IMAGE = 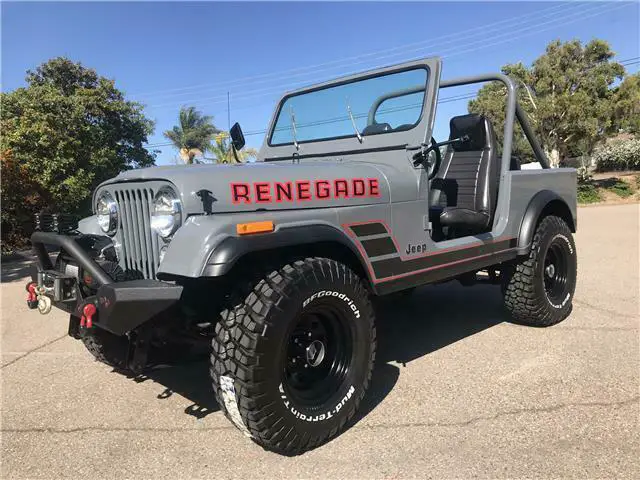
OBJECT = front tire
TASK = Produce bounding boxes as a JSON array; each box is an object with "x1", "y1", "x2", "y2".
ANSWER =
[
  {"x1": 210, "y1": 258, "x2": 376, "y2": 455},
  {"x1": 503, "y1": 215, "x2": 577, "y2": 326},
  {"x1": 80, "y1": 324, "x2": 129, "y2": 369}
]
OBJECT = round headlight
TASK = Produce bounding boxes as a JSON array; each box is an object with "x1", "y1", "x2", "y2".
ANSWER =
[
  {"x1": 151, "y1": 187, "x2": 182, "y2": 238},
  {"x1": 96, "y1": 192, "x2": 118, "y2": 236}
]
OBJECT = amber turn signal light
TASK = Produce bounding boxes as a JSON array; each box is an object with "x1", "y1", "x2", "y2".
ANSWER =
[{"x1": 236, "y1": 220, "x2": 274, "y2": 235}]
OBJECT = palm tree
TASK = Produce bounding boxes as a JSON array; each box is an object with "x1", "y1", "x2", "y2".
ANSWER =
[
  {"x1": 208, "y1": 132, "x2": 258, "y2": 164},
  {"x1": 163, "y1": 106, "x2": 220, "y2": 164}
]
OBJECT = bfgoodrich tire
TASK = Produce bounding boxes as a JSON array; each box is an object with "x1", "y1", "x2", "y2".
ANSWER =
[
  {"x1": 503, "y1": 215, "x2": 577, "y2": 326},
  {"x1": 210, "y1": 258, "x2": 376, "y2": 455}
]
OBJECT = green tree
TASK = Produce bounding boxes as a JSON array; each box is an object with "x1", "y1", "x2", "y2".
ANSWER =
[
  {"x1": 611, "y1": 73, "x2": 640, "y2": 134},
  {"x1": 0, "y1": 57, "x2": 155, "y2": 249},
  {"x1": 468, "y1": 39, "x2": 626, "y2": 166},
  {"x1": 208, "y1": 132, "x2": 258, "y2": 164},
  {"x1": 163, "y1": 106, "x2": 220, "y2": 164},
  {"x1": 1, "y1": 150, "x2": 51, "y2": 250}
]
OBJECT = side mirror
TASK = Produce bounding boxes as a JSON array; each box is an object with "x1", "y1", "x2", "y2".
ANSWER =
[{"x1": 230, "y1": 122, "x2": 245, "y2": 151}]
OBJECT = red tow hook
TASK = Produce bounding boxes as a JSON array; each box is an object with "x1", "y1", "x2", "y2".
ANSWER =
[
  {"x1": 26, "y1": 282, "x2": 38, "y2": 309},
  {"x1": 80, "y1": 303, "x2": 97, "y2": 329}
]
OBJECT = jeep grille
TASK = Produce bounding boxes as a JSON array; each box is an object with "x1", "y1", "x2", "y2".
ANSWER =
[{"x1": 111, "y1": 185, "x2": 161, "y2": 279}]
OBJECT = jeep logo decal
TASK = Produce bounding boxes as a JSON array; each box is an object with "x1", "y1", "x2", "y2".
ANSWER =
[
  {"x1": 405, "y1": 243, "x2": 428, "y2": 255},
  {"x1": 230, "y1": 178, "x2": 380, "y2": 204}
]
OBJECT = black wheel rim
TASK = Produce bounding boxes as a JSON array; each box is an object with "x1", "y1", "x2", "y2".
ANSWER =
[
  {"x1": 543, "y1": 238, "x2": 570, "y2": 305},
  {"x1": 283, "y1": 302, "x2": 353, "y2": 407}
]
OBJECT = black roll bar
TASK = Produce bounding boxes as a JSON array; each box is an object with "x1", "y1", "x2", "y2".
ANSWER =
[
  {"x1": 440, "y1": 73, "x2": 550, "y2": 170},
  {"x1": 515, "y1": 102, "x2": 550, "y2": 169}
]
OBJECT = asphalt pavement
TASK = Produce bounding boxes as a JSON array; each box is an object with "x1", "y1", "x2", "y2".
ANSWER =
[{"x1": 1, "y1": 203, "x2": 638, "y2": 479}]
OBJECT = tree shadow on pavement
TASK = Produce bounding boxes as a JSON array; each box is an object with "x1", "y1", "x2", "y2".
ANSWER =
[
  {"x1": 2, "y1": 250, "x2": 58, "y2": 283},
  {"x1": 124, "y1": 280, "x2": 507, "y2": 424},
  {"x1": 1, "y1": 260, "x2": 35, "y2": 283}
]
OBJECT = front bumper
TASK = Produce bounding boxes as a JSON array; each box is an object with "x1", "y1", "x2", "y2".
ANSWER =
[{"x1": 29, "y1": 232, "x2": 183, "y2": 335}]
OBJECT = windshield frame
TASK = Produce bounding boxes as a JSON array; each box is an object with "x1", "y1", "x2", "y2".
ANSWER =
[
  {"x1": 259, "y1": 57, "x2": 442, "y2": 161},
  {"x1": 267, "y1": 66, "x2": 429, "y2": 148}
]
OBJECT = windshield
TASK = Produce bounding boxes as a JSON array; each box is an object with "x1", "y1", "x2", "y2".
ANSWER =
[{"x1": 269, "y1": 68, "x2": 428, "y2": 146}]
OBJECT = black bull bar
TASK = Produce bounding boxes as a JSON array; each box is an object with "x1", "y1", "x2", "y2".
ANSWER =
[{"x1": 30, "y1": 232, "x2": 183, "y2": 335}]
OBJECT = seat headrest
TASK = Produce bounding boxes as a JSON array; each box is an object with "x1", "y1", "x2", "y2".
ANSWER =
[
  {"x1": 449, "y1": 114, "x2": 492, "y2": 152},
  {"x1": 362, "y1": 122, "x2": 392, "y2": 136}
]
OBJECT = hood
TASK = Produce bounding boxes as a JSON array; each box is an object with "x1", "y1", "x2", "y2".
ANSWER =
[{"x1": 99, "y1": 161, "x2": 390, "y2": 214}]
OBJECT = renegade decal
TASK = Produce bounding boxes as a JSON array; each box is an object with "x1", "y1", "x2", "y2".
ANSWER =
[
  {"x1": 275, "y1": 182, "x2": 293, "y2": 202},
  {"x1": 254, "y1": 182, "x2": 271, "y2": 203},
  {"x1": 230, "y1": 178, "x2": 380, "y2": 204},
  {"x1": 230, "y1": 183, "x2": 251, "y2": 204}
]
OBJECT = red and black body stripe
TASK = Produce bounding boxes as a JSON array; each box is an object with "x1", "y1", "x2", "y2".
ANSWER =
[
  {"x1": 343, "y1": 221, "x2": 518, "y2": 294},
  {"x1": 360, "y1": 236, "x2": 397, "y2": 258},
  {"x1": 371, "y1": 238, "x2": 516, "y2": 279},
  {"x1": 349, "y1": 222, "x2": 388, "y2": 237}
]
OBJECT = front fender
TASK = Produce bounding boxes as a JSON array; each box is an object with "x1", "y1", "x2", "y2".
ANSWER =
[
  {"x1": 157, "y1": 210, "x2": 372, "y2": 286},
  {"x1": 202, "y1": 223, "x2": 370, "y2": 278}
]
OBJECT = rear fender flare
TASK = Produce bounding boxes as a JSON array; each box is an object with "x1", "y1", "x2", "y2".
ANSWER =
[{"x1": 517, "y1": 190, "x2": 576, "y2": 255}]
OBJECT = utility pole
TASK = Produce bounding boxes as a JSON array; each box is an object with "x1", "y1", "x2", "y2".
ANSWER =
[{"x1": 227, "y1": 92, "x2": 231, "y2": 131}]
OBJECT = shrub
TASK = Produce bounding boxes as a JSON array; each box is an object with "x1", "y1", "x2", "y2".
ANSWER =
[
  {"x1": 607, "y1": 179, "x2": 633, "y2": 198},
  {"x1": 577, "y1": 183, "x2": 601, "y2": 204},
  {"x1": 593, "y1": 138, "x2": 640, "y2": 172}
]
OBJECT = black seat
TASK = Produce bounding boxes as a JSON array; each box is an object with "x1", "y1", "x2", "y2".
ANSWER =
[
  {"x1": 361, "y1": 122, "x2": 392, "y2": 135},
  {"x1": 429, "y1": 114, "x2": 500, "y2": 234}
]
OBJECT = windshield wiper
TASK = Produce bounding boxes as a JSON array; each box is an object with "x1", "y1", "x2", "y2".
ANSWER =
[
  {"x1": 289, "y1": 106, "x2": 300, "y2": 150},
  {"x1": 346, "y1": 100, "x2": 363, "y2": 143}
]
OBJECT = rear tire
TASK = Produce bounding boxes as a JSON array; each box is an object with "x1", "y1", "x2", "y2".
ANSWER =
[
  {"x1": 503, "y1": 215, "x2": 577, "y2": 326},
  {"x1": 210, "y1": 258, "x2": 376, "y2": 455}
]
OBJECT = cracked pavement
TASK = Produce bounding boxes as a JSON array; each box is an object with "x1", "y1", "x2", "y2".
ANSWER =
[{"x1": 2, "y1": 204, "x2": 639, "y2": 479}]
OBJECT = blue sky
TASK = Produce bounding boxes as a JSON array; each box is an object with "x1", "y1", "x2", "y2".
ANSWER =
[{"x1": 2, "y1": 1, "x2": 639, "y2": 165}]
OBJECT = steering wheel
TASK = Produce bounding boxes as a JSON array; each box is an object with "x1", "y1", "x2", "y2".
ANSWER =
[{"x1": 425, "y1": 137, "x2": 442, "y2": 180}]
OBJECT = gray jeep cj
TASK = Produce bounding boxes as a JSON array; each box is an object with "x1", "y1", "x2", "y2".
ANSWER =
[{"x1": 27, "y1": 57, "x2": 577, "y2": 455}]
